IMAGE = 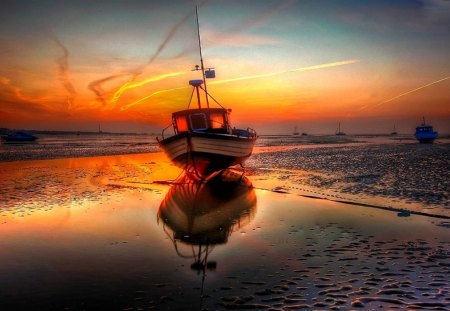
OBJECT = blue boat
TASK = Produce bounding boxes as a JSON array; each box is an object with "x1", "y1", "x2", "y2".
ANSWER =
[
  {"x1": 2, "y1": 131, "x2": 38, "y2": 142},
  {"x1": 415, "y1": 117, "x2": 438, "y2": 143}
]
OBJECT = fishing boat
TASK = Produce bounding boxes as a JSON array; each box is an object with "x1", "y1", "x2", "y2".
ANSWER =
[
  {"x1": 293, "y1": 126, "x2": 299, "y2": 135},
  {"x1": 335, "y1": 123, "x2": 346, "y2": 136},
  {"x1": 2, "y1": 131, "x2": 38, "y2": 142},
  {"x1": 415, "y1": 117, "x2": 438, "y2": 143},
  {"x1": 157, "y1": 7, "x2": 257, "y2": 178}
]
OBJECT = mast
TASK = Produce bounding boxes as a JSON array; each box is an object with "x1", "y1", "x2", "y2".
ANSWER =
[{"x1": 195, "y1": 5, "x2": 209, "y2": 108}]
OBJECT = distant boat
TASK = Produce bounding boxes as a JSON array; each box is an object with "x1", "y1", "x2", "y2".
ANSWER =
[
  {"x1": 293, "y1": 126, "x2": 299, "y2": 135},
  {"x1": 391, "y1": 125, "x2": 397, "y2": 136},
  {"x1": 301, "y1": 132, "x2": 308, "y2": 136},
  {"x1": 415, "y1": 117, "x2": 438, "y2": 143},
  {"x1": 157, "y1": 7, "x2": 257, "y2": 178},
  {"x1": 335, "y1": 123, "x2": 346, "y2": 136},
  {"x1": 2, "y1": 131, "x2": 38, "y2": 142}
]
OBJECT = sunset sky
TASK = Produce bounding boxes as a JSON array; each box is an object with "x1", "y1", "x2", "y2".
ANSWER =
[{"x1": 1, "y1": 0, "x2": 449, "y2": 134}]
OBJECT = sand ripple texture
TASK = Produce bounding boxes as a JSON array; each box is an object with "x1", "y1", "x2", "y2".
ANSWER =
[
  {"x1": 210, "y1": 224, "x2": 450, "y2": 310},
  {"x1": 248, "y1": 141, "x2": 449, "y2": 216}
]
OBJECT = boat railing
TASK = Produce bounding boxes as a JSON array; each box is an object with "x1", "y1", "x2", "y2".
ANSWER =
[
  {"x1": 160, "y1": 123, "x2": 175, "y2": 141},
  {"x1": 231, "y1": 127, "x2": 257, "y2": 139}
]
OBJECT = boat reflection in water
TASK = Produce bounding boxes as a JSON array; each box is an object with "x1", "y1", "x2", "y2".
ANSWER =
[{"x1": 158, "y1": 169, "x2": 256, "y2": 276}]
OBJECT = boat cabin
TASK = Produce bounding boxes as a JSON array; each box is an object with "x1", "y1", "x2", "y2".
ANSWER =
[
  {"x1": 172, "y1": 108, "x2": 231, "y2": 135},
  {"x1": 416, "y1": 125, "x2": 434, "y2": 133}
]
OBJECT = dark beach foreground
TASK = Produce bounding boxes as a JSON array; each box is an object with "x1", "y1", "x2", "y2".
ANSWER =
[{"x1": 0, "y1": 151, "x2": 449, "y2": 310}]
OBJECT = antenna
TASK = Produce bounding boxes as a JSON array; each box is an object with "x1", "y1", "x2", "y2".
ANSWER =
[{"x1": 195, "y1": 5, "x2": 209, "y2": 108}]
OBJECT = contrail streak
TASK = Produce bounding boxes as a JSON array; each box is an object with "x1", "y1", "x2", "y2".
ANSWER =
[
  {"x1": 111, "y1": 71, "x2": 186, "y2": 105},
  {"x1": 49, "y1": 34, "x2": 76, "y2": 110},
  {"x1": 210, "y1": 60, "x2": 360, "y2": 85},
  {"x1": 228, "y1": 0, "x2": 295, "y2": 33},
  {"x1": 121, "y1": 60, "x2": 360, "y2": 111},
  {"x1": 372, "y1": 76, "x2": 450, "y2": 109},
  {"x1": 112, "y1": 1, "x2": 208, "y2": 105},
  {"x1": 120, "y1": 86, "x2": 187, "y2": 111}
]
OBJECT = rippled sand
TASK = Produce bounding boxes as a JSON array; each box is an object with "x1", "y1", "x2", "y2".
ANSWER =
[
  {"x1": 0, "y1": 152, "x2": 448, "y2": 310},
  {"x1": 248, "y1": 137, "x2": 450, "y2": 217}
]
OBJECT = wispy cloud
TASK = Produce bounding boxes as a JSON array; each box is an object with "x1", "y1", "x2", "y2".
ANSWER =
[
  {"x1": 204, "y1": 30, "x2": 280, "y2": 47},
  {"x1": 49, "y1": 34, "x2": 76, "y2": 110},
  {"x1": 88, "y1": 73, "x2": 128, "y2": 106}
]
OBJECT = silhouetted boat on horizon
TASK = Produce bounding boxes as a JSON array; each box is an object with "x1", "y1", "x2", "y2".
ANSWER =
[
  {"x1": 415, "y1": 117, "x2": 438, "y2": 143},
  {"x1": 335, "y1": 123, "x2": 346, "y2": 136},
  {"x1": 157, "y1": 7, "x2": 257, "y2": 178},
  {"x1": 391, "y1": 124, "x2": 397, "y2": 136}
]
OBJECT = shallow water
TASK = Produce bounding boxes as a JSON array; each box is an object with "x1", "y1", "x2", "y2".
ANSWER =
[{"x1": 0, "y1": 153, "x2": 449, "y2": 310}]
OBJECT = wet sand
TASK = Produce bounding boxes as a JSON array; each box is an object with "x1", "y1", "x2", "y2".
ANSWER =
[
  {"x1": 247, "y1": 137, "x2": 450, "y2": 217},
  {"x1": 0, "y1": 152, "x2": 448, "y2": 310}
]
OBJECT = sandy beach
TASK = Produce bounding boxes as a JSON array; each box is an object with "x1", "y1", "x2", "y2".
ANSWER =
[{"x1": 0, "y1": 139, "x2": 449, "y2": 310}]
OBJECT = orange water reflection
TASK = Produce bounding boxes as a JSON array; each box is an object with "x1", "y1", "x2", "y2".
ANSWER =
[{"x1": 0, "y1": 153, "x2": 182, "y2": 237}]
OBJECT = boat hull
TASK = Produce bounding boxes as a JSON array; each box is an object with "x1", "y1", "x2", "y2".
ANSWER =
[
  {"x1": 159, "y1": 131, "x2": 256, "y2": 176},
  {"x1": 2, "y1": 137, "x2": 37, "y2": 142},
  {"x1": 2, "y1": 135, "x2": 37, "y2": 142},
  {"x1": 415, "y1": 132, "x2": 438, "y2": 143}
]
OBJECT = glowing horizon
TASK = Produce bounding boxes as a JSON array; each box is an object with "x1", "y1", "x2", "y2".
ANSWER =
[{"x1": 0, "y1": 0, "x2": 449, "y2": 134}]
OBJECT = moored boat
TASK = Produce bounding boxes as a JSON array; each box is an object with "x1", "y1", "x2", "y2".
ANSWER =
[
  {"x1": 157, "y1": 7, "x2": 257, "y2": 177},
  {"x1": 157, "y1": 80, "x2": 257, "y2": 177},
  {"x1": 2, "y1": 131, "x2": 38, "y2": 142},
  {"x1": 415, "y1": 117, "x2": 438, "y2": 143}
]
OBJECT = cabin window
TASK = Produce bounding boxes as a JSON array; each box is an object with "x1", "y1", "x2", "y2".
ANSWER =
[
  {"x1": 189, "y1": 113, "x2": 208, "y2": 130},
  {"x1": 210, "y1": 113, "x2": 225, "y2": 129},
  {"x1": 175, "y1": 116, "x2": 188, "y2": 132}
]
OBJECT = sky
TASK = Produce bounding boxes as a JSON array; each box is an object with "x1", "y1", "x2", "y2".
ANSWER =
[{"x1": 0, "y1": 0, "x2": 449, "y2": 134}]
